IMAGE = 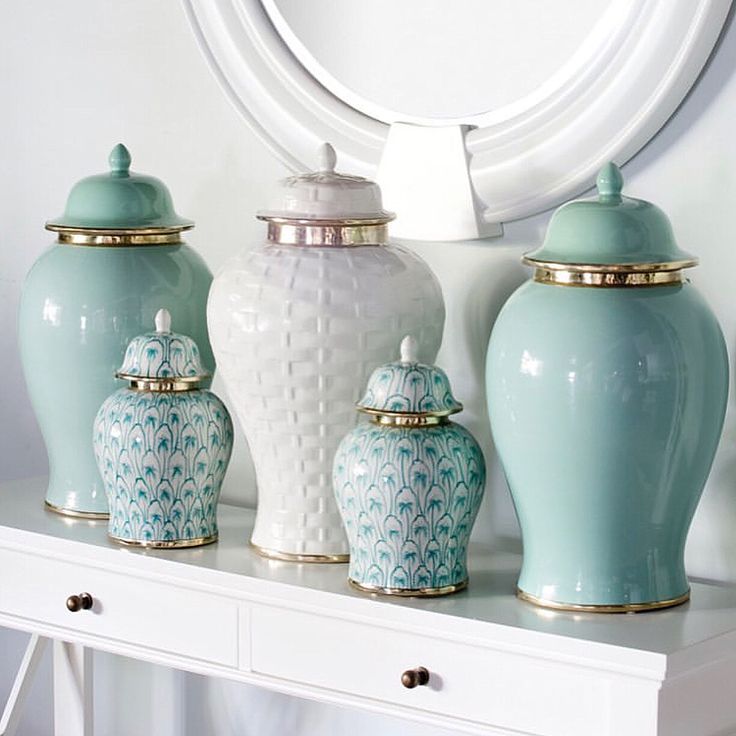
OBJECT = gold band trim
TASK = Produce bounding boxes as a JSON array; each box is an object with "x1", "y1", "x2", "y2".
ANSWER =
[
  {"x1": 524, "y1": 257, "x2": 698, "y2": 273},
  {"x1": 533, "y1": 267, "x2": 684, "y2": 288},
  {"x1": 47, "y1": 225, "x2": 192, "y2": 247},
  {"x1": 349, "y1": 578, "x2": 468, "y2": 597},
  {"x1": 109, "y1": 532, "x2": 218, "y2": 548},
  {"x1": 261, "y1": 219, "x2": 388, "y2": 247},
  {"x1": 45, "y1": 500, "x2": 109, "y2": 520},
  {"x1": 516, "y1": 587, "x2": 690, "y2": 613},
  {"x1": 359, "y1": 406, "x2": 461, "y2": 424},
  {"x1": 250, "y1": 541, "x2": 349, "y2": 563},
  {"x1": 122, "y1": 376, "x2": 205, "y2": 392},
  {"x1": 370, "y1": 414, "x2": 448, "y2": 427}
]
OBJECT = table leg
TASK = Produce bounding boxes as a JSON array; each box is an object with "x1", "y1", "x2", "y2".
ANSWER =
[
  {"x1": 0, "y1": 634, "x2": 49, "y2": 736},
  {"x1": 53, "y1": 641, "x2": 93, "y2": 736}
]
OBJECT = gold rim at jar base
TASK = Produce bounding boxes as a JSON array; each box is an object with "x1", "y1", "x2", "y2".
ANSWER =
[
  {"x1": 44, "y1": 500, "x2": 109, "y2": 520},
  {"x1": 349, "y1": 578, "x2": 468, "y2": 597},
  {"x1": 109, "y1": 532, "x2": 218, "y2": 549},
  {"x1": 516, "y1": 587, "x2": 691, "y2": 613},
  {"x1": 250, "y1": 541, "x2": 350, "y2": 563}
]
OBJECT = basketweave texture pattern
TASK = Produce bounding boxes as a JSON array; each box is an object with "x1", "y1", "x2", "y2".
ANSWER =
[{"x1": 207, "y1": 242, "x2": 444, "y2": 557}]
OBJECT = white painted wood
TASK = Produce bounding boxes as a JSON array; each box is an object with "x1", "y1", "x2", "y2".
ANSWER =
[
  {"x1": 0, "y1": 477, "x2": 735, "y2": 735},
  {"x1": 53, "y1": 642, "x2": 92, "y2": 736},
  {"x1": 183, "y1": 0, "x2": 731, "y2": 234},
  {"x1": 377, "y1": 124, "x2": 503, "y2": 241},
  {"x1": 0, "y1": 549, "x2": 238, "y2": 667},
  {"x1": 0, "y1": 634, "x2": 48, "y2": 736}
]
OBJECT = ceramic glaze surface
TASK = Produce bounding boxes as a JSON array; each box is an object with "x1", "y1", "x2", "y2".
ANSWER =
[
  {"x1": 358, "y1": 358, "x2": 461, "y2": 415},
  {"x1": 334, "y1": 421, "x2": 485, "y2": 591},
  {"x1": 487, "y1": 281, "x2": 728, "y2": 607},
  {"x1": 19, "y1": 244, "x2": 214, "y2": 515},
  {"x1": 93, "y1": 388, "x2": 232, "y2": 544},
  {"x1": 207, "y1": 242, "x2": 444, "y2": 558},
  {"x1": 119, "y1": 320, "x2": 206, "y2": 379}
]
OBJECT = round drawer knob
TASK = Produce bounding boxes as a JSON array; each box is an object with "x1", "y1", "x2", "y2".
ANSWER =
[
  {"x1": 66, "y1": 593, "x2": 93, "y2": 612},
  {"x1": 401, "y1": 666, "x2": 430, "y2": 689}
]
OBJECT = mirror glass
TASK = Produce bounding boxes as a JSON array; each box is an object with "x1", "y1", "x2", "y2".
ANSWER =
[{"x1": 264, "y1": 0, "x2": 619, "y2": 124}]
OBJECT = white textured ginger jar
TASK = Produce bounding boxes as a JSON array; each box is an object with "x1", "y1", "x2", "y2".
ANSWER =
[{"x1": 207, "y1": 144, "x2": 445, "y2": 561}]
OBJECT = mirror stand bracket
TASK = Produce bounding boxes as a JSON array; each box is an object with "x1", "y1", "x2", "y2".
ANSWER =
[{"x1": 377, "y1": 123, "x2": 502, "y2": 242}]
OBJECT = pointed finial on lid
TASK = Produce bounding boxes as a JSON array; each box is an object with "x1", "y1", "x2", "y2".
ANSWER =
[
  {"x1": 318, "y1": 142, "x2": 337, "y2": 173},
  {"x1": 596, "y1": 162, "x2": 623, "y2": 201},
  {"x1": 154, "y1": 308, "x2": 172, "y2": 334},
  {"x1": 400, "y1": 335, "x2": 419, "y2": 364},
  {"x1": 109, "y1": 143, "x2": 132, "y2": 177}
]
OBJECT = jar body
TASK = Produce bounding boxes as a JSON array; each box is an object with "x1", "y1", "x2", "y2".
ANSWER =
[
  {"x1": 93, "y1": 387, "x2": 233, "y2": 546},
  {"x1": 19, "y1": 242, "x2": 214, "y2": 516},
  {"x1": 207, "y1": 241, "x2": 445, "y2": 559},
  {"x1": 486, "y1": 280, "x2": 728, "y2": 609},
  {"x1": 333, "y1": 421, "x2": 485, "y2": 593}
]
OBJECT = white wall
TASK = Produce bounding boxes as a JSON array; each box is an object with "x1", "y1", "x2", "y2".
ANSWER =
[{"x1": 2, "y1": 1, "x2": 736, "y2": 734}]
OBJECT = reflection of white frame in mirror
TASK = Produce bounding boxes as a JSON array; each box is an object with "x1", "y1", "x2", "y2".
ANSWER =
[{"x1": 184, "y1": 0, "x2": 731, "y2": 239}]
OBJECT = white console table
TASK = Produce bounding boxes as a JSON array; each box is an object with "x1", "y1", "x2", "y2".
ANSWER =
[{"x1": 1, "y1": 476, "x2": 736, "y2": 736}]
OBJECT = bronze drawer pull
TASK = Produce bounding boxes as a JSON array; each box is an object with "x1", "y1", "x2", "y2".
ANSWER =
[
  {"x1": 401, "y1": 666, "x2": 429, "y2": 689},
  {"x1": 66, "y1": 593, "x2": 93, "y2": 612}
]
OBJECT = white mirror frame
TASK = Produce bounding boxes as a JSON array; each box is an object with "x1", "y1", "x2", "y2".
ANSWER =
[{"x1": 184, "y1": 0, "x2": 731, "y2": 239}]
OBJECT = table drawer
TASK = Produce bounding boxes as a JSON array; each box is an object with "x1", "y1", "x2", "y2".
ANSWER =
[
  {"x1": 0, "y1": 548, "x2": 238, "y2": 666},
  {"x1": 251, "y1": 606, "x2": 613, "y2": 736}
]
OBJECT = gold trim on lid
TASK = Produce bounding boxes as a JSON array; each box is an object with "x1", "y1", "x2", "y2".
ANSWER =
[
  {"x1": 121, "y1": 375, "x2": 206, "y2": 393},
  {"x1": 533, "y1": 267, "x2": 685, "y2": 288},
  {"x1": 260, "y1": 219, "x2": 389, "y2": 247},
  {"x1": 516, "y1": 587, "x2": 690, "y2": 612},
  {"x1": 525, "y1": 255, "x2": 697, "y2": 288},
  {"x1": 47, "y1": 225, "x2": 192, "y2": 247}
]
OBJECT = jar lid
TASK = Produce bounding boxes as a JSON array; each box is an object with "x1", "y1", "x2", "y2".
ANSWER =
[
  {"x1": 257, "y1": 143, "x2": 394, "y2": 223},
  {"x1": 46, "y1": 144, "x2": 193, "y2": 232},
  {"x1": 117, "y1": 309, "x2": 208, "y2": 389},
  {"x1": 358, "y1": 336, "x2": 462, "y2": 418},
  {"x1": 524, "y1": 163, "x2": 697, "y2": 271}
]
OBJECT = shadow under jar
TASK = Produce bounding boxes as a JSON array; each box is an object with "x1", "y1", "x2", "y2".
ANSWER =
[{"x1": 486, "y1": 163, "x2": 728, "y2": 612}]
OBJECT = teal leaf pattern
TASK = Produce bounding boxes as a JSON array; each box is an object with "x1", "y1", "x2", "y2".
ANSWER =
[
  {"x1": 334, "y1": 423, "x2": 485, "y2": 590},
  {"x1": 359, "y1": 361, "x2": 462, "y2": 414},
  {"x1": 93, "y1": 388, "x2": 233, "y2": 543}
]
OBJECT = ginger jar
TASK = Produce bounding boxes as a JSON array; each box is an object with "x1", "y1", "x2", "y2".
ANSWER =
[
  {"x1": 334, "y1": 336, "x2": 485, "y2": 596},
  {"x1": 19, "y1": 145, "x2": 214, "y2": 518},
  {"x1": 93, "y1": 309, "x2": 232, "y2": 547},
  {"x1": 486, "y1": 163, "x2": 728, "y2": 612},
  {"x1": 207, "y1": 144, "x2": 445, "y2": 562}
]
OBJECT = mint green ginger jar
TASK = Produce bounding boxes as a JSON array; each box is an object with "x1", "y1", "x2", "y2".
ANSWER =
[
  {"x1": 19, "y1": 145, "x2": 214, "y2": 518},
  {"x1": 334, "y1": 336, "x2": 486, "y2": 596},
  {"x1": 486, "y1": 163, "x2": 728, "y2": 612}
]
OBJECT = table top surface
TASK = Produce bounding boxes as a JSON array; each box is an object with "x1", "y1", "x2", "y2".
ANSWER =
[{"x1": 2, "y1": 476, "x2": 735, "y2": 673}]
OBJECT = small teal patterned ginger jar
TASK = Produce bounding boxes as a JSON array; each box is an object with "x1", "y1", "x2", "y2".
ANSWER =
[
  {"x1": 334, "y1": 336, "x2": 486, "y2": 596},
  {"x1": 486, "y1": 163, "x2": 729, "y2": 612},
  {"x1": 19, "y1": 144, "x2": 213, "y2": 518},
  {"x1": 93, "y1": 309, "x2": 233, "y2": 547}
]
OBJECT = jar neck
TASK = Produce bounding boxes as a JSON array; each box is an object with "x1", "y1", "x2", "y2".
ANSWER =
[{"x1": 262, "y1": 218, "x2": 389, "y2": 247}]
